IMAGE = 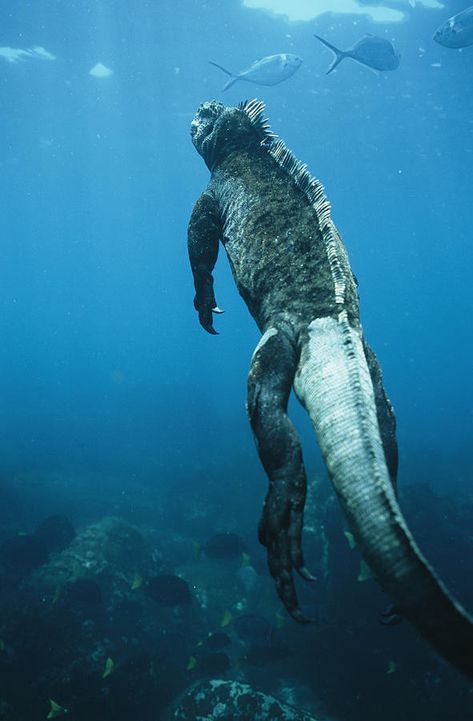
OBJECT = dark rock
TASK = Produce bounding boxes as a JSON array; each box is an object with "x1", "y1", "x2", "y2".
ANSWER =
[
  {"x1": 0, "y1": 534, "x2": 49, "y2": 571},
  {"x1": 33, "y1": 515, "x2": 75, "y2": 554},
  {"x1": 170, "y1": 680, "x2": 320, "y2": 720},
  {"x1": 64, "y1": 578, "x2": 102, "y2": 606}
]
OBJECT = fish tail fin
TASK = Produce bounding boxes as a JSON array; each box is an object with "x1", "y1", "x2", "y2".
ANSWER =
[
  {"x1": 313, "y1": 34, "x2": 346, "y2": 75},
  {"x1": 209, "y1": 61, "x2": 238, "y2": 91},
  {"x1": 221, "y1": 77, "x2": 238, "y2": 92},
  {"x1": 326, "y1": 55, "x2": 345, "y2": 75}
]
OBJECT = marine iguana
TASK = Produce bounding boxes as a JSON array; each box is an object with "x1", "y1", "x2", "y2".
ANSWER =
[{"x1": 187, "y1": 98, "x2": 473, "y2": 679}]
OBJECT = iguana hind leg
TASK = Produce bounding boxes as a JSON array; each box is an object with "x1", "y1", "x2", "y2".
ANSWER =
[
  {"x1": 247, "y1": 325, "x2": 314, "y2": 621},
  {"x1": 363, "y1": 340, "x2": 399, "y2": 490}
]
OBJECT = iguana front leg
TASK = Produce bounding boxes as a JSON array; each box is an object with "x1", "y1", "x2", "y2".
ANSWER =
[{"x1": 188, "y1": 193, "x2": 223, "y2": 335}]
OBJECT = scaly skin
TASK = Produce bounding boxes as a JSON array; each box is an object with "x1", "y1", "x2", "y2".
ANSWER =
[{"x1": 187, "y1": 99, "x2": 473, "y2": 679}]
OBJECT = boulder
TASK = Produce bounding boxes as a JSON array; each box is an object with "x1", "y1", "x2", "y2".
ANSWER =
[{"x1": 170, "y1": 679, "x2": 320, "y2": 721}]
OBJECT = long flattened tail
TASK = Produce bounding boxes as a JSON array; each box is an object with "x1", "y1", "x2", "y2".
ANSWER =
[
  {"x1": 294, "y1": 311, "x2": 473, "y2": 680},
  {"x1": 208, "y1": 61, "x2": 239, "y2": 91},
  {"x1": 314, "y1": 34, "x2": 348, "y2": 74}
]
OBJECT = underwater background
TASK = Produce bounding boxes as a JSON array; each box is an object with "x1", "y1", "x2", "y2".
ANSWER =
[{"x1": 0, "y1": 1, "x2": 472, "y2": 720}]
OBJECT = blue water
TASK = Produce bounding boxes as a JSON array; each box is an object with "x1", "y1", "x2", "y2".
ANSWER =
[{"x1": 0, "y1": 1, "x2": 472, "y2": 717}]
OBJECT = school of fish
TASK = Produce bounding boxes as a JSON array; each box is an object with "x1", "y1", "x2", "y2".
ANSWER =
[{"x1": 209, "y1": 5, "x2": 473, "y2": 89}]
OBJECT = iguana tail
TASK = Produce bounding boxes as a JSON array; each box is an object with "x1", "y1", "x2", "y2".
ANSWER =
[{"x1": 294, "y1": 312, "x2": 473, "y2": 680}]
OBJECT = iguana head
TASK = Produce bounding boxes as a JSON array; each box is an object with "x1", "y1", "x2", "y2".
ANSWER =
[{"x1": 191, "y1": 100, "x2": 267, "y2": 170}]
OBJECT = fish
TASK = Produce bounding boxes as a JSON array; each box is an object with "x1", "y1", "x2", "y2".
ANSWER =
[
  {"x1": 244, "y1": 642, "x2": 291, "y2": 667},
  {"x1": 209, "y1": 53, "x2": 302, "y2": 91},
  {"x1": 131, "y1": 572, "x2": 142, "y2": 590},
  {"x1": 274, "y1": 609, "x2": 287, "y2": 629},
  {"x1": 236, "y1": 564, "x2": 259, "y2": 593},
  {"x1": 195, "y1": 651, "x2": 231, "y2": 675},
  {"x1": 220, "y1": 609, "x2": 233, "y2": 627},
  {"x1": 205, "y1": 631, "x2": 232, "y2": 651},
  {"x1": 191, "y1": 539, "x2": 201, "y2": 559},
  {"x1": 146, "y1": 574, "x2": 192, "y2": 605},
  {"x1": 0, "y1": 515, "x2": 74, "y2": 573},
  {"x1": 241, "y1": 551, "x2": 252, "y2": 566},
  {"x1": 380, "y1": 604, "x2": 403, "y2": 626},
  {"x1": 233, "y1": 613, "x2": 275, "y2": 647},
  {"x1": 186, "y1": 655, "x2": 197, "y2": 671},
  {"x1": 203, "y1": 532, "x2": 247, "y2": 561},
  {"x1": 47, "y1": 700, "x2": 68, "y2": 719},
  {"x1": 343, "y1": 529, "x2": 357, "y2": 550},
  {"x1": 102, "y1": 656, "x2": 114, "y2": 679},
  {"x1": 33, "y1": 515, "x2": 75, "y2": 554},
  {"x1": 314, "y1": 34, "x2": 400, "y2": 74},
  {"x1": 357, "y1": 560, "x2": 373, "y2": 582},
  {"x1": 434, "y1": 6, "x2": 473, "y2": 49},
  {"x1": 156, "y1": 630, "x2": 190, "y2": 666}
]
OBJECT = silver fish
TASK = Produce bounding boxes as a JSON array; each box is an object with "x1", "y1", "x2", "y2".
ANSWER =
[
  {"x1": 209, "y1": 53, "x2": 302, "y2": 92},
  {"x1": 434, "y1": 6, "x2": 473, "y2": 49},
  {"x1": 314, "y1": 33, "x2": 400, "y2": 74}
]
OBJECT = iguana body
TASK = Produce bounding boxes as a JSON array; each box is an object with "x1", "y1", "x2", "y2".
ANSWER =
[{"x1": 188, "y1": 99, "x2": 473, "y2": 679}]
